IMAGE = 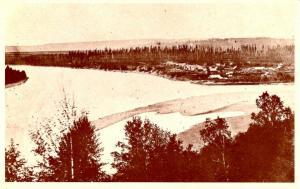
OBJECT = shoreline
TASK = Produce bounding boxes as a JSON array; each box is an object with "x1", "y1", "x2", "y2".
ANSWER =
[
  {"x1": 92, "y1": 93, "x2": 261, "y2": 131},
  {"x1": 5, "y1": 78, "x2": 28, "y2": 88},
  {"x1": 7, "y1": 64, "x2": 294, "y2": 86}
]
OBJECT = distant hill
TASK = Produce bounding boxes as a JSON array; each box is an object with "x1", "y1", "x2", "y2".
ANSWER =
[
  {"x1": 5, "y1": 37, "x2": 293, "y2": 52},
  {"x1": 5, "y1": 39, "x2": 178, "y2": 52}
]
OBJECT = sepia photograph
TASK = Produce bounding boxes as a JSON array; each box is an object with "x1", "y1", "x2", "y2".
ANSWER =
[{"x1": 2, "y1": 0, "x2": 299, "y2": 187}]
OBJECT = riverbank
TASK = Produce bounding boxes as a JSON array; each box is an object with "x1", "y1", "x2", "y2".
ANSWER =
[
  {"x1": 120, "y1": 69, "x2": 294, "y2": 86},
  {"x1": 5, "y1": 65, "x2": 29, "y2": 88},
  {"x1": 5, "y1": 78, "x2": 28, "y2": 88},
  {"x1": 193, "y1": 80, "x2": 293, "y2": 85},
  {"x1": 7, "y1": 64, "x2": 294, "y2": 86},
  {"x1": 92, "y1": 90, "x2": 268, "y2": 131}
]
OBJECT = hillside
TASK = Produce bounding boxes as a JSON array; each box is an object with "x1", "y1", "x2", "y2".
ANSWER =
[{"x1": 5, "y1": 37, "x2": 293, "y2": 52}]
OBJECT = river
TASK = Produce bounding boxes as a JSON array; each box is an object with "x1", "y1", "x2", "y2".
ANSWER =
[{"x1": 5, "y1": 65, "x2": 294, "y2": 173}]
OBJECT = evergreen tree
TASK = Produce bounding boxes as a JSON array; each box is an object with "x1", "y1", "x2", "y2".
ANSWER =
[
  {"x1": 30, "y1": 93, "x2": 79, "y2": 181},
  {"x1": 50, "y1": 115, "x2": 107, "y2": 181},
  {"x1": 30, "y1": 95, "x2": 107, "y2": 181},
  {"x1": 5, "y1": 139, "x2": 33, "y2": 182}
]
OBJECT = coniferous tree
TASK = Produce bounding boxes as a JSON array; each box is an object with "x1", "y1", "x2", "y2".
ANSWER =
[
  {"x1": 49, "y1": 115, "x2": 107, "y2": 182},
  {"x1": 5, "y1": 139, "x2": 33, "y2": 182},
  {"x1": 30, "y1": 93, "x2": 79, "y2": 181},
  {"x1": 30, "y1": 94, "x2": 108, "y2": 181}
]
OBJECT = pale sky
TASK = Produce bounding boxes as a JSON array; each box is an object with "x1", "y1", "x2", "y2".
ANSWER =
[{"x1": 4, "y1": 2, "x2": 298, "y2": 46}]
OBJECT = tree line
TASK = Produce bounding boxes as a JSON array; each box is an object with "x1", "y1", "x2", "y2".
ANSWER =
[
  {"x1": 6, "y1": 44, "x2": 294, "y2": 70},
  {"x1": 5, "y1": 92, "x2": 294, "y2": 182},
  {"x1": 5, "y1": 66, "x2": 28, "y2": 85}
]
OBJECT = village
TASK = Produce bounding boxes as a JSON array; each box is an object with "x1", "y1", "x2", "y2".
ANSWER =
[{"x1": 159, "y1": 60, "x2": 294, "y2": 83}]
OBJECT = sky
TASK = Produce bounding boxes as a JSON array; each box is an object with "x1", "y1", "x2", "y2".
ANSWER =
[{"x1": 4, "y1": 2, "x2": 298, "y2": 46}]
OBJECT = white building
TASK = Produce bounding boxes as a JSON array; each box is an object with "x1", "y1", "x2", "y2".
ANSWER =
[{"x1": 208, "y1": 74, "x2": 225, "y2": 79}]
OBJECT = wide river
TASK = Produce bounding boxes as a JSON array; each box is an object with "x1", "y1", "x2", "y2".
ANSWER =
[{"x1": 5, "y1": 65, "x2": 294, "y2": 173}]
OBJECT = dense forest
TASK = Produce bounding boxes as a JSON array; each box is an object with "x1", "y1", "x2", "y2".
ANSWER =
[
  {"x1": 5, "y1": 66, "x2": 28, "y2": 85},
  {"x1": 6, "y1": 42, "x2": 294, "y2": 83},
  {"x1": 5, "y1": 92, "x2": 294, "y2": 182}
]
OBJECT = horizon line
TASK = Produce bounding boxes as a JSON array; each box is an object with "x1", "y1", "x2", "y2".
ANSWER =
[{"x1": 5, "y1": 36, "x2": 294, "y2": 47}]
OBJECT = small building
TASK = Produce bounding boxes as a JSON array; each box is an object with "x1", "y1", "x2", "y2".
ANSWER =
[
  {"x1": 209, "y1": 66, "x2": 218, "y2": 72},
  {"x1": 208, "y1": 74, "x2": 225, "y2": 79},
  {"x1": 225, "y1": 71, "x2": 234, "y2": 78},
  {"x1": 277, "y1": 63, "x2": 283, "y2": 69}
]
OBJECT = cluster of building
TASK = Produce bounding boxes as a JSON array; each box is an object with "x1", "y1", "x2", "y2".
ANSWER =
[
  {"x1": 164, "y1": 61, "x2": 207, "y2": 72},
  {"x1": 164, "y1": 61, "x2": 290, "y2": 80},
  {"x1": 165, "y1": 61, "x2": 235, "y2": 79}
]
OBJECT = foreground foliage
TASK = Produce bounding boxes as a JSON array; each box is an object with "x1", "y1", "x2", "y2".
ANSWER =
[
  {"x1": 48, "y1": 116, "x2": 107, "y2": 181},
  {"x1": 5, "y1": 92, "x2": 294, "y2": 182},
  {"x1": 5, "y1": 139, "x2": 33, "y2": 182},
  {"x1": 230, "y1": 92, "x2": 294, "y2": 181}
]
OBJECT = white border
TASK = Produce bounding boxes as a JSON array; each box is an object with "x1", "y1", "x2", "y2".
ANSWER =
[{"x1": 1, "y1": 0, "x2": 299, "y2": 188}]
